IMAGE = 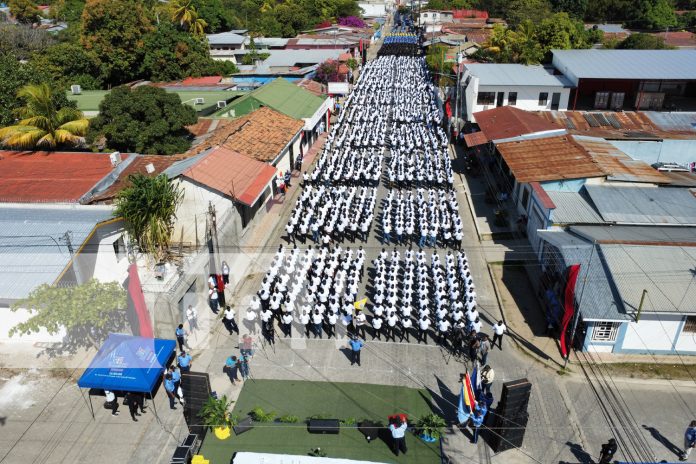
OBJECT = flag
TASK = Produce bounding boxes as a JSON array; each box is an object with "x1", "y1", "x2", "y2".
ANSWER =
[
  {"x1": 354, "y1": 298, "x2": 368, "y2": 310},
  {"x1": 127, "y1": 263, "x2": 153, "y2": 337},
  {"x1": 560, "y1": 264, "x2": 581, "y2": 358},
  {"x1": 463, "y1": 371, "x2": 477, "y2": 411},
  {"x1": 457, "y1": 384, "x2": 469, "y2": 424},
  {"x1": 471, "y1": 362, "x2": 481, "y2": 398}
]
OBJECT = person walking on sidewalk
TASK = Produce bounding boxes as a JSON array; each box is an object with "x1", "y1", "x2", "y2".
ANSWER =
[
  {"x1": 682, "y1": 421, "x2": 696, "y2": 461},
  {"x1": 492, "y1": 320, "x2": 507, "y2": 350},
  {"x1": 599, "y1": 438, "x2": 617, "y2": 464},
  {"x1": 186, "y1": 305, "x2": 198, "y2": 331},
  {"x1": 481, "y1": 365, "x2": 494, "y2": 395},
  {"x1": 479, "y1": 336, "x2": 491, "y2": 366},
  {"x1": 124, "y1": 392, "x2": 141, "y2": 422},
  {"x1": 223, "y1": 305, "x2": 239, "y2": 334}
]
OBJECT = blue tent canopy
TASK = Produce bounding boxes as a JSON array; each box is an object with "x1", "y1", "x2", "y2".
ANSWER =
[{"x1": 77, "y1": 333, "x2": 176, "y2": 393}]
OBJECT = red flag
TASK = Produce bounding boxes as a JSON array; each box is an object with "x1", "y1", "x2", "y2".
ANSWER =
[
  {"x1": 560, "y1": 264, "x2": 580, "y2": 358},
  {"x1": 128, "y1": 263, "x2": 153, "y2": 337},
  {"x1": 444, "y1": 97, "x2": 452, "y2": 118}
]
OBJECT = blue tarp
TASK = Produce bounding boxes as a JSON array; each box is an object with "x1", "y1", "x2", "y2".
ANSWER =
[{"x1": 77, "y1": 333, "x2": 176, "y2": 393}]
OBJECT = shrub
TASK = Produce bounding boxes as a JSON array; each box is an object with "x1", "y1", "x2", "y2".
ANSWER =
[
  {"x1": 251, "y1": 406, "x2": 276, "y2": 422},
  {"x1": 278, "y1": 414, "x2": 300, "y2": 423}
]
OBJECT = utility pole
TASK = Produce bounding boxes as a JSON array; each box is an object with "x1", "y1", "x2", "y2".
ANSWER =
[
  {"x1": 636, "y1": 289, "x2": 648, "y2": 322},
  {"x1": 62, "y1": 230, "x2": 83, "y2": 284},
  {"x1": 207, "y1": 202, "x2": 219, "y2": 274}
]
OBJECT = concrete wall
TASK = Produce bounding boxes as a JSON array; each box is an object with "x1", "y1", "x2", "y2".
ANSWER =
[{"x1": 466, "y1": 80, "x2": 570, "y2": 121}]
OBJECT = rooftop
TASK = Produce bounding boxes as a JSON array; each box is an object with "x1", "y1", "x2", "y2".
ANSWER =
[
  {"x1": 181, "y1": 147, "x2": 277, "y2": 206},
  {"x1": 584, "y1": 184, "x2": 696, "y2": 225},
  {"x1": 546, "y1": 190, "x2": 605, "y2": 224},
  {"x1": 464, "y1": 63, "x2": 572, "y2": 87},
  {"x1": 495, "y1": 135, "x2": 607, "y2": 182},
  {"x1": 570, "y1": 225, "x2": 696, "y2": 245},
  {"x1": 0, "y1": 151, "x2": 122, "y2": 203},
  {"x1": 468, "y1": 106, "x2": 564, "y2": 144},
  {"x1": 650, "y1": 31, "x2": 696, "y2": 48},
  {"x1": 187, "y1": 106, "x2": 304, "y2": 162},
  {"x1": 67, "y1": 89, "x2": 243, "y2": 114},
  {"x1": 0, "y1": 204, "x2": 116, "y2": 301},
  {"x1": 551, "y1": 49, "x2": 696, "y2": 80},
  {"x1": 295, "y1": 78, "x2": 328, "y2": 97},
  {"x1": 206, "y1": 31, "x2": 246, "y2": 46}
]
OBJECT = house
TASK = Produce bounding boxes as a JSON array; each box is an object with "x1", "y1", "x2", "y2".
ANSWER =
[
  {"x1": 187, "y1": 106, "x2": 304, "y2": 174},
  {"x1": 210, "y1": 78, "x2": 333, "y2": 151},
  {"x1": 419, "y1": 10, "x2": 454, "y2": 25},
  {"x1": 537, "y1": 225, "x2": 696, "y2": 355},
  {"x1": 207, "y1": 31, "x2": 247, "y2": 63},
  {"x1": 463, "y1": 106, "x2": 565, "y2": 147},
  {"x1": 551, "y1": 49, "x2": 696, "y2": 110},
  {"x1": 462, "y1": 64, "x2": 573, "y2": 121}
]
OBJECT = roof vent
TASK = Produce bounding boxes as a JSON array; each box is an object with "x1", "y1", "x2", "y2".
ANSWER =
[
  {"x1": 217, "y1": 100, "x2": 227, "y2": 109},
  {"x1": 109, "y1": 151, "x2": 122, "y2": 167},
  {"x1": 145, "y1": 162, "x2": 155, "y2": 174},
  {"x1": 194, "y1": 97, "x2": 205, "y2": 105}
]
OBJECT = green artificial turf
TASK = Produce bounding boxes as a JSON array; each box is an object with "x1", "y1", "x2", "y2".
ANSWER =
[{"x1": 198, "y1": 379, "x2": 442, "y2": 464}]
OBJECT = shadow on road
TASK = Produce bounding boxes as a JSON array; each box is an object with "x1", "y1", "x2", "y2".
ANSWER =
[{"x1": 642, "y1": 424, "x2": 684, "y2": 459}]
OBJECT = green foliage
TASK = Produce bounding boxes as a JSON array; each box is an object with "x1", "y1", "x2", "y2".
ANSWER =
[
  {"x1": 80, "y1": 0, "x2": 153, "y2": 85},
  {"x1": 630, "y1": 0, "x2": 677, "y2": 30},
  {"x1": 190, "y1": 0, "x2": 235, "y2": 33},
  {"x1": 278, "y1": 414, "x2": 300, "y2": 423},
  {"x1": 340, "y1": 417, "x2": 357, "y2": 426},
  {"x1": 88, "y1": 86, "x2": 197, "y2": 155},
  {"x1": 550, "y1": 0, "x2": 587, "y2": 19},
  {"x1": 49, "y1": 0, "x2": 86, "y2": 23},
  {"x1": 9, "y1": 279, "x2": 127, "y2": 349},
  {"x1": 346, "y1": 57, "x2": 358, "y2": 71},
  {"x1": 0, "y1": 83, "x2": 88, "y2": 149},
  {"x1": 114, "y1": 174, "x2": 183, "y2": 260},
  {"x1": 308, "y1": 448, "x2": 327, "y2": 457},
  {"x1": 199, "y1": 395, "x2": 237, "y2": 428},
  {"x1": 425, "y1": 0, "x2": 471, "y2": 10},
  {"x1": 31, "y1": 43, "x2": 103, "y2": 90},
  {"x1": 425, "y1": 44, "x2": 455, "y2": 87},
  {"x1": 617, "y1": 32, "x2": 673, "y2": 49},
  {"x1": 241, "y1": 38, "x2": 271, "y2": 65},
  {"x1": 416, "y1": 413, "x2": 447, "y2": 439},
  {"x1": 250, "y1": 406, "x2": 276, "y2": 422},
  {"x1": 9, "y1": 0, "x2": 42, "y2": 24},
  {"x1": 504, "y1": 0, "x2": 552, "y2": 28},
  {"x1": 141, "y1": 22, "x2": 237, "y2": 82},
  {"x1": 0, "y1": 23, "x2": 55, "y2": 60}
]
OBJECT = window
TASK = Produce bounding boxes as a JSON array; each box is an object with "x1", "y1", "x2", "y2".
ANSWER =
[
  {"x1": 477, "y1": 92, "x2": 495, "y2": 105},
  {"x1": 113, "y1": 236, "x2": 126, "y2": 262},
  {"x1": 508, "y1": 92, "x2": 517, "y2": 106},
  {"x1": 423, "y1": 13, "x2": 428, "y2": 17},
  {"x1": 684, "y1": 316, "x2": 696, "y2": 333},
  {"x1": 521, "y1": 186, "x2": 530, "y2": 210},
  {"x1": 551, "y1": 92, "x2": 561, "y2": 110},
  {"x1": 591, "y1": 322, "x2": 621, "y2": 342},
  {"x1": 538, "y1": 92, "x2": 548, "y2": 106}
]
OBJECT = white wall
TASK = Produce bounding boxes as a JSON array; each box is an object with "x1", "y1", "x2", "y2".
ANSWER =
[
  {"x1": 359, "y1": 2, "x2": 387, "y2": 17},
  {"x1": 173, "y1": 178, "x2": 240, "y2": 245},
  {"x1": 621, "y1": 314, "x2": 681, "y2": 352},
  {"x1": 675, "y1": 323, "x2": 696, "y2": 352},
  {"x1": 0, "y1": 306, "x2": 66, "y2": 343},
  {"x1": 419, "y1": 11, "x2": 453, "y2": 24},
  {"x1": 467, "y1": 83, "x2": 570, "y2": 120}
]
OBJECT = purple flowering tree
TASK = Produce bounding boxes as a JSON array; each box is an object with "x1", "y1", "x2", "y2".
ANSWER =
[
  {"x1": 338, "y1": 16, "x2": 366, "y2": 28},
  {"x1": 314, "y1": 59, "x2": 342, "y2": 84}
]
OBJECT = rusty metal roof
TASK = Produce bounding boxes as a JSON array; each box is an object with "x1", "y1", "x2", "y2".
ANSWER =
[
  {"x1": 495, "y1": 135, "x2": 606, "y2": 182},
  {"x1": 463, "y1": 131, "x2": 489, "y2": 147},
  {"x1": 473, "y1": 106, "x2": 564, "y2": 141}
]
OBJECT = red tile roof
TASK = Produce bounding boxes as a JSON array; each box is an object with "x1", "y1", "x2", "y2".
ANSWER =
[
  {"x1": 651, "y1": 31, "x2": 696, "y2": 47},
  {"x1": 183, "y1": 147, "x2": 277, "y2": 206},
  {"x1": 181, "y1": 76, "x2": 223, "y2": 86},
  {"x1": 186, "y1": 107, "x2": 304, "y2": 162},
  {"x1": 338, "y1": 52, "x2": 352, "y2": 61},
  {"x1": 474, "y1": 106, "x2": 564, "y2": 142},
  {"x1": 88, "y1": 155, "x2": 183, "y2": 204},
  {"x1": 463, "y1": 131, "x2": 489, "y2": 147},
  {"x1": 295, "y1": 79, "x2": 328, "y2": 97},
  {"x1": 496, "y1": 135, "x2": 607, "y2": 183},
  {"x1": 0, "y1": 151, "x2": 123, "y2": 203}
]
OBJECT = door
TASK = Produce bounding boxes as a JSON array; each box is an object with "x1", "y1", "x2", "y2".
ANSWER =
[
  {"x1": 551, "y1": 92, "x2": 561, "y2": 110},
  {"x1": 496, "y1": 92, "x2": 504, "y2": 107}
]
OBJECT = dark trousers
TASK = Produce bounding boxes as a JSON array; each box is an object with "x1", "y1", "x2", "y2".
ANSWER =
[
  {"x1": 325, "y1": 323, "x2": 335, "y2": 339},
  {"x1": 304, "y1": 323, "x2": 311, "y2": 337},
  {"x1": 400, "y1": 327, "x2": 411, "y2": 342},
  {"x1": 108, "y1": 399, "x2": 118, "y2": 415},
  {"x1": 492, "y1": 333, "x2": 503, "y2": 349},
  {"x1": 313, "y1": 323, "x2": 323, "y2": 338},
  {"x1": 223, "y1": 318, "x2": 239, "y2": 334},
  {"x1": 356, "y1": 324, "x2": 366, "y2": 339},
  {"x1": 418, "y1": 328, "x2": 428, "y2": 344},
  {"x1": 351, "y1": 349, "x2": 361, "y2": 366},
  {"x1": 167, "y1": 392, "x2": 176, "y2": 409},
  {"x1": 282, "y1": 322, "x2": 291, "y2": 337},
  {"x1": 128, "y1": 401, "x2": 139, "y2": 420},
  {"x1": 372, "y1": 327, "x2": 382, "y2": 340},
  {"x1": 177, "y1": 336, "x2": 185, "y2": 351},
  {"x1": 392, "y1": 436, "x2": 407, "y2": 455}
]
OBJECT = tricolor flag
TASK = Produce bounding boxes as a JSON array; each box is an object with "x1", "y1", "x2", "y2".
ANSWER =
[
  {"x1": 463, "y1": 371, "x2": 477, "y2": 411},
  {"x1": 471, "y1": 361, "x2": 482, "y2": 398}
]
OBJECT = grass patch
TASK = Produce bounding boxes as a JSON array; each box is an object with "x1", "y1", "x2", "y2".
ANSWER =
[
  {"x1": 594, "y1": 362, "x2": 696, "y2": 380},
  {"x1": 198, "y1": 379, "x2": 442, "y2": 463}
]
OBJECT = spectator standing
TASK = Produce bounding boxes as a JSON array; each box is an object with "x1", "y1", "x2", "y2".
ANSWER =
[
  {"x1": 124, "y1": 392, "x2": 141, "y2": 421},
  {"x1": 481, "y1": 365, "x2": 494, "y2": 395},
  {"x1": 599, "y1": 438, "x2": 618, "y2": 464},
  {"x1": 104, "y1": 390, "x2": 119, "y2": 416},
  {"x1": 348, "y1": 336, "x2": 364, "y2": 366},
  {"x1": 186, "y1": 305, "x2": 198, "y2": 331},
  {"x1": 223, "y1": 305, "x2": 239, "y2": 334},
  {"x1": 682, "y1": 421, "x2": 696, "y2": 461},
  {"x1": 389, "y1": 417, "x2": 408, "y2": 456},
  {"x1": 221, "y1": 261, "x2": 230, "y2": 287},
  {"x1": 177, "y1": 351, "x2": 192, "y2": 372},
  {"x1": 479, "y1": 336, "x2": 491, "y2": 365},
  {"x1": 164, "y1": 374, "x2": 177, "y2": 410},
  {"x1": 225, "y1": 355, "x2": 239, "y2": 385},
  {"x1": 175, "y1": 324, "x2": 187, "y2": 351}
]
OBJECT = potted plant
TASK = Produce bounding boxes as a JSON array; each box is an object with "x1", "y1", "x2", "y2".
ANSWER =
[
  {"x1": 198, "y1": 395, "x2": 237, "y2": 440},
  {"x1": 416, "y1": 413, "x2": 447, "y2": 442}
]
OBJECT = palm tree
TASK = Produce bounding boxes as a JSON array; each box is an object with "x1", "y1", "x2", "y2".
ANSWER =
[
  {"x1": 114, "y1": 174, "x2": 183, "y2": 262},
  {"x1": 189, "y1": 15, "x2": 208, "y2": 36},
  {"x1": 0, "y1": 84, "x2": 88, "y2": 149},
  {"x1": 171, "y1": 0, "x2": 207, "y2": 36}
]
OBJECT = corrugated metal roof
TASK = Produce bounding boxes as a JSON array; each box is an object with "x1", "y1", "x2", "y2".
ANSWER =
[
  {"x1": 547, "y1": 191, "x2": 606, "y2": 224},
  {"x1": 584, "y1": 185, "x2": 696, "y2": 224},
  {"x1": 538, "y1": 231, "x2": 631, "y2": 321},
  {"x1": 570, "y1": 225, "x2": 696, "y2": 245},
  {"x1": 601, "y1": 244, "x2": 696, "y2": 314},
  {"x1": 464, "y1": 63, "x2": 572, "y2": 87},
  {"x1": 644, "y1": 112, "x2": 696, "y2": 132},
  {"x1": 207, "y1": 31, "x2": 245, "y2": 45},
  {"x1": 495, "y1": 135, "x2": 606, "y2": 182},
  {"x1": 552, "y1": 49, "x2": 696, "y2": 80},
  {"x1": 0, "y1": 204, "x2": 115, "y2": 301},
  {"x1": 473, "y1": 106, "x2": 564, "y2": 141}
]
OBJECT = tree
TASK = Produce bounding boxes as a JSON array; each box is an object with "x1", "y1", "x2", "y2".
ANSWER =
[
  {"x1": 30, "y1": 43, "x2": 103, "y2": 90},
  {"x1": 10, "y1": 279, "x2": 127, "y2": 351},
  {"x1": 535, "y1": 12, "x2": 592, "y2": 60},
  {"x1": 80, "y1": 0, "x2": 153, "y2": 85},
  {"x1": 88, "y1": 85, "x2": 197, "y2": 155},
  {"x1": 171, "y1": 0, "x2": 208, "y2": 35},
  {"x1": 0, "y1": 23, "x2": 55, "y2": 60},
  {"x1": 633, "y1": 0, "x2": 677, "y2": 30},
  {"x1": 617, "y1": 32, "x2": 673, "y2": 49},
  {"x1": 550, "y1": 0, "x2": 587, "y2": 19},
  {"x1": 0, "y1": 83, "x2": 88, "y2": 149},
  {"x1": 241, "y1": 37, "x2": 270, "y2": 65},
  {"x1": 9, "y1": 0, "x2": 42, "y2": 24},
  {"x1": 338, "y1": 16, "x2": 366, "y2": 28},
  {"x1": 505, "y1": 0, "x2": 552, "y2": 27},
  {"x1": 115, "y1": 174, "x2": 183, "y2": 261},
  {"x1": 190, "y1": 0, "x2": 234, "y2": 33},
  {"x1": 314, "y1": 59, "x2": 342, "y2": 84},
  {"x1": 425, "y1": 45, "x2": 454, "y2": 87},
  {"x1": 141, "y1": 22, "x2": 237, "y2": 81}
]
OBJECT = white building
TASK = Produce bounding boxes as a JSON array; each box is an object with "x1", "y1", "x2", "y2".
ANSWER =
[{"x1": 462, "y1": 64, "x2": 572, "y2": 122}]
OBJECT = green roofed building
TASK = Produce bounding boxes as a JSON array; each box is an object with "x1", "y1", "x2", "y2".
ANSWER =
[{"x1": 212, "y1": 78, "x2": 333, "y2": 150}]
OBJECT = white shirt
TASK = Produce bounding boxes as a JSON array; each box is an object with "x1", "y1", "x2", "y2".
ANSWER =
[
  {"x1": 312, "y1": 313, "x2": 323, "y2": 324},
  {"x1": 493, "y1": 323, "x2": 507, "y2": 335},
  {"x1": 418, "y1": 318, "x2": 430, "y2": 330},
  {"x1": 245, "y1": 310, "x2": 257, "y2": 321},
  {"x1": 186, "y1": 307, "x2": 197, "y2": 321},
  {"x1": 224, "y1": 308, "x2": 235, "y2": 320},
  {"x1": 282, "y1": 314, "x2": 293, "y2": 324},
  {"x1": 372, "y1": 317, "x2": 383, "y2": 329},
  {"x1": 438, "y1": 320, "x2": 451, "y2": 332}
]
